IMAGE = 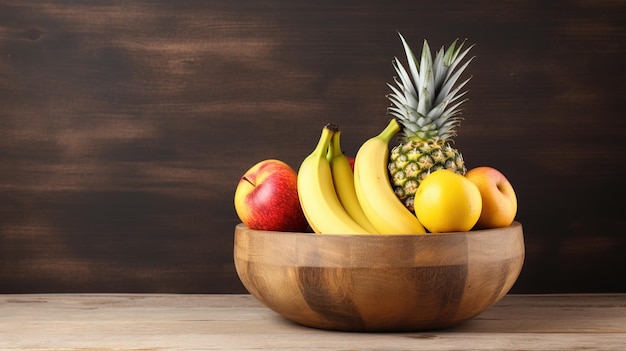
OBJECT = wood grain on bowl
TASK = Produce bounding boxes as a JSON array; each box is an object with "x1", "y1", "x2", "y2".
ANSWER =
[{"x1": 233, "y1": 222, "x2": 525, "y2": 332}]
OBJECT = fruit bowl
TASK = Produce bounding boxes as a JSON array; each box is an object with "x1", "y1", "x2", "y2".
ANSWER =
[{"x1": 233, "y1": 222, "x2": 525, "y2": 332}]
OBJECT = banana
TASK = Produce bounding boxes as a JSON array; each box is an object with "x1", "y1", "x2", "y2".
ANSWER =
[
  {"x1": 353, "y1": 119, "x2": 427, "y2": 234},
  {"x1": 327, "y1": 129, "x2": 379, "y2": 234},
  {"x1": 297, "y1": 124, "x2": 371, "y2": 234}
]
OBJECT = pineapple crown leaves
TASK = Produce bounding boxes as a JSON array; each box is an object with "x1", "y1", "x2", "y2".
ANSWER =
[{"x1": 386, "y1": 33, "x2": 475, "y2": 142}]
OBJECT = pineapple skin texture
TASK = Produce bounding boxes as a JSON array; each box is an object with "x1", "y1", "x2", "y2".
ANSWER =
[{"x1": 388, "y1": 140, "x2": 467, "y2": 212}]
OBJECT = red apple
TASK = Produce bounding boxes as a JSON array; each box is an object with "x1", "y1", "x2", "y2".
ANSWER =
[
  {"x1": 346, "y1": 155, "x2": 355, "y2": 171},
  {"x1": 234, "y1": 159, "x2": 308, "y2": 232},
  {"x1": 465, "y1": 166, "x2": 518, "y2": 229}
]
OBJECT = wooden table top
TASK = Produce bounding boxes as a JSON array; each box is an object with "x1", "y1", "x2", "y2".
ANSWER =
[{"x1": 1, "y1": 293, "x2": 624, "y2": 350}]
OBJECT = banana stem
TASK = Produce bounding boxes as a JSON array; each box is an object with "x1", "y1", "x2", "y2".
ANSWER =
[
  {"x1": 328, "y1": 130, "x2": 343, "y2": 160},
  {"x1": 314, "y1": 124, "x2": 337, "y2": 157},
  {"x1": 377, "y1": 119, "x2": 401, "y2": 143}
]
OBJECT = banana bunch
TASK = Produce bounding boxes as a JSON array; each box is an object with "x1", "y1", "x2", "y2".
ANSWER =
[
  {"x1": 297, "y1": 121, "x2": 426, "y2": 235},
  {"x1": 297, "y1": 124, "x2": 371, "y2": 234}
]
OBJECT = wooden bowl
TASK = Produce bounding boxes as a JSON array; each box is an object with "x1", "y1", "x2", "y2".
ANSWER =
[{"x1": 234, "y1": 222, "x2": 525, "y2": 332}]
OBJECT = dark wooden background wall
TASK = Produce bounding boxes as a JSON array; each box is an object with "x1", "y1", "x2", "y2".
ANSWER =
[{"x1": 1, "y1": 0, "x2": 624, "y2": 294}]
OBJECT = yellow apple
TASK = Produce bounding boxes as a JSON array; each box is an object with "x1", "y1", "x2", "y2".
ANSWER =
[
  {"x1": 234, "y1": 159, "x2": 308, "y2": 232},
  {"x1": 465, "y1": 166, "x2": 518, "y2": 229},
  {"x1": 413, "y1": 169, "x2": 482, "y2": 233}
]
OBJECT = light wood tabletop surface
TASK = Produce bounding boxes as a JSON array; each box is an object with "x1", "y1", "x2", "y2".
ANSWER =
[{"x1": 1, "y1": 293, "x2": 624, "y2": 350}]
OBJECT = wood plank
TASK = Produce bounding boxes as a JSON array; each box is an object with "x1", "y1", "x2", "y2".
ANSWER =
[
  {"x1": 0, "y1": 0, "x2": 625, "y2": 294},
  {"x1": 1, "y1": 294, "x2": 625, "y2": 350}
]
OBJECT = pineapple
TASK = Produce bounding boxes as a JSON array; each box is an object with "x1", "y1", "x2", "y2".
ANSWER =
[{"x1": 386, "y1": 33, "x2": 475, "y2": 212}]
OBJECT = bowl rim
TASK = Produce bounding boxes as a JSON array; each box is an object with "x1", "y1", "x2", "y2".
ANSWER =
[{"x1": 235, "y1": 221, "x2": 522, "y2": 238}]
